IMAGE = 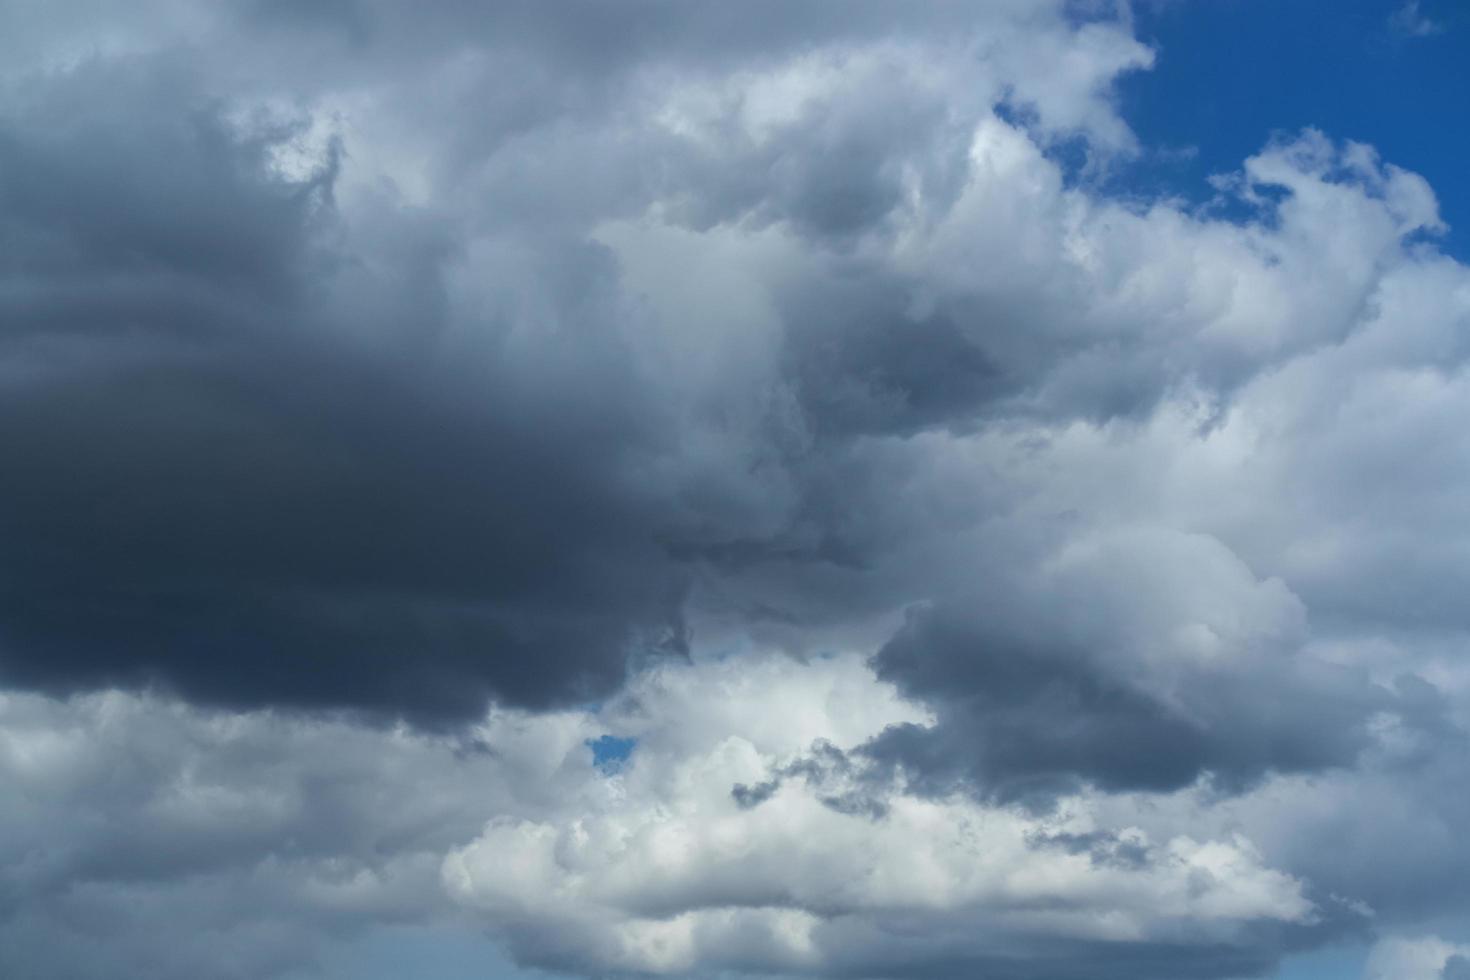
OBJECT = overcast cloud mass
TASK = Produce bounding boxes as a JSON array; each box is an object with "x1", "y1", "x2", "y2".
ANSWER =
[{"x1": 2, "y1": 2, "x2": 1469, "y2": 978}]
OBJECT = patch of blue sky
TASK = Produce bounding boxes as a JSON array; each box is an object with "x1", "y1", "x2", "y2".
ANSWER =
[
  {"x1": 1270, "y1": 942, "x2": 1370, "y2": 980},
  {"x1": 1068, "y1": 0, "x2": 1467, "y2": 258},
  {"x1": 587, "y1": 733, "x2": 637, "y2": 773}
]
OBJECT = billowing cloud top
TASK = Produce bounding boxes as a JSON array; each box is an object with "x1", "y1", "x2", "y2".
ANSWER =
[{"x1": 2, "y1": 2, "x2": 1468, "y2": 979}]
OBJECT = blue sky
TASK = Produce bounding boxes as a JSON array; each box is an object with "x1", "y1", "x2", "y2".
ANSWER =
[{"x1": 1121, "y1": 0, "x2": 1468, "y2": 259}]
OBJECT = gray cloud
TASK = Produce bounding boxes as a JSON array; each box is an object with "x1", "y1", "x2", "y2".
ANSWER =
[
  {"x1": 0, "y1": 54, "x2": 694, "y2": 720},
  {"x1": 863, "y1": 546, "x2": 1393, "y2": 803},
  {"x1": 0, "y1": 687, "x2": 605, "y2": 980},
  {"x1": 2, "y1": 2, "x2": 1470, "y2": 979},
  {"x1": 0, "y1": 0, "x2": 1159, "y2": 722}
]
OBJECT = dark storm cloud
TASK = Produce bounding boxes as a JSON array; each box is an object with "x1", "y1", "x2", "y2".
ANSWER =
[
  {"x1": 0, "y1": 1, "x2": 1147, "y2": 722},
  {"x1": 865, "y1": 574, "x2": 1395, "y2": 803},
  {"x1": 858, "y1": 528, "x2": 1411, "y2": 805},
  {"x1": 781, "y1": 283, "x2": 1009, "y2": 438},
  {"x1": 0, "y1": 56, "x2": 691, "y2": 720}
]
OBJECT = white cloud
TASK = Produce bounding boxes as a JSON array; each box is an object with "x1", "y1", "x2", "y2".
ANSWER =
[
  {"x1": 444, "y1": 656, "x2": 1315, "y2": 976},
  {"x1": 0, "y1": 654, "x2": 1327, "y2": 980},
  {"x1": 1390, "y1": 1, "x2": 1445, "y2": 39},
  {"x1": 1365, "y1": 935, "x2": 1470, "y2": 980}
]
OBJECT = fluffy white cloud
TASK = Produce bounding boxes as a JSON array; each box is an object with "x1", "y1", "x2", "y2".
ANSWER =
[
  {"x1": 0, "y1": 654, "x2": 1329, "y2": 980},
  {"x1": 444, "y1": 655, "x2": 1316, "y2": 977}
]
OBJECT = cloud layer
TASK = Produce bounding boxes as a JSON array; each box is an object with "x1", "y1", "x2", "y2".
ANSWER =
[{"x1": 2, "y1": 1, "x2": 1469, "y2": 978}]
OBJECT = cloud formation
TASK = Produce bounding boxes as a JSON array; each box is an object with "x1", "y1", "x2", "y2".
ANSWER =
[
  {"x1": 2, "y1": 1, "x2": 1470, "y2": 978},
  {"x1": 0, "y1": 657, "x2": 1337, "y2": 980},
  {"x1": 0, "y1": 686, "x2": 596, "y2": 979},
  {"x1": 1365, "y1": 936, "x2": 1470, "y2": 980},
  {"x1": 0, "y1": 0, "x2": 1156, "y2": 721},
  {"x1": 445, "y1": 655, "x2": 1332, "y2": 980}
]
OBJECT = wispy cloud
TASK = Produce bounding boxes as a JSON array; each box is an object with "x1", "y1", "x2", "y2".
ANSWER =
[{"x1": 1390, "y1": 0, "x2": 1444, "y2": 38}]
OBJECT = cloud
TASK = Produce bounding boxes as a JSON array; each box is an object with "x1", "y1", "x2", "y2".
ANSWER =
[
  {"x1": 1389, "y1": 1, "x2": 1444, "y2": 38},
  {"x1": 0, "y1": 650, "x2": 1458, "y2": 980},
  {"x1": 0, "y1": 51, "x2": 690, "y2": 721},
  {"x1": 0, "y1": 686, "x2": 601, "y2": 979},
  {"x1": 444, "y1": 654, "x2": 1327, "y2": 979},
  {"x1": 0, "y1": 653, "x2": 1362, "y2": 980},
  {"x1": 1364, "y1": 936, "x2": 1470, "y2": 980},
  {"x1": 5, "y1": 0, "x2": 1441, "y2": 734},
  {"x1": 0, "y1": 1, "x2": 1155, "y2": 722},
  {"x1": 2, "y1": 2, "x2": 1470, "y2": 978},
  {"x1": 862, "y1": 525, "x2": 1392, "y2": 804}
]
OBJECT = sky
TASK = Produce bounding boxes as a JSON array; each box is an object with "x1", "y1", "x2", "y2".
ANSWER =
[{"x1": 0, "y1": 2, "x2": 1467, "y2": 979}]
